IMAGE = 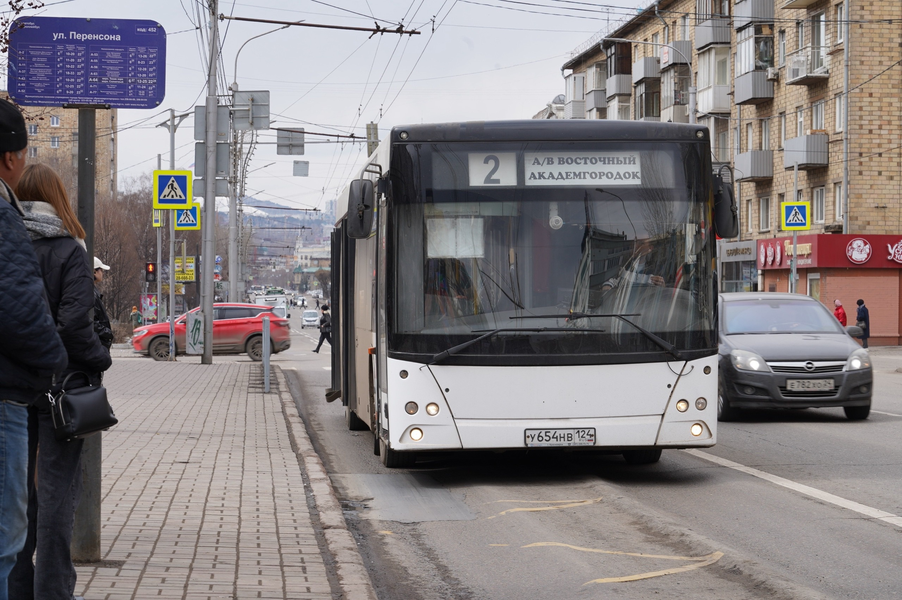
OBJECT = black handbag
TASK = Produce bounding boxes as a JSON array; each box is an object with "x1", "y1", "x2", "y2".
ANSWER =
[{"x1": 48, "y1": 372, "x2": 118, "y2": 442}]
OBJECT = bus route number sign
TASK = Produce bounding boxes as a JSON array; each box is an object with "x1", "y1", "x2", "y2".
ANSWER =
[
  {"x1": 468, "y1": 152, "x2": 517, "y2": 187},
  {"x1": 525, "y1": 428, "x2": 596, "y2": 447}
]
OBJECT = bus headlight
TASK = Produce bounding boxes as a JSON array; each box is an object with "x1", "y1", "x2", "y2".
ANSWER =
[
  {"x1": 676, "y1": 399, "x2": 689, "y2": 412},
  {"x1": 690, "y1": 423, "x2": 704, "y2": 437},
  {"x1": 405, "y1": 402, "x2": 418, "y2": 415},
  {"x1": 695, "y1": 397, "x2": 707, "y2": 410},
  {"x1": 425, "y1": 403, "x2": 440, "y2": 416},
  {"x1": 409, "y1": 427, "x2": 424, "y2": 441}
]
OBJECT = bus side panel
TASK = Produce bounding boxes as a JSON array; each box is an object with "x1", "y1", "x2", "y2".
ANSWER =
[
  {"x1": 352, "y1": 235, "x2": 377, "y2": 429},
  {"x1": 330, "y1": 227, "x2": 343, "y2": 396}
]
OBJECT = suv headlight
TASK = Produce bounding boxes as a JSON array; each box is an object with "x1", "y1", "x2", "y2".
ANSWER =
[
  {"x1": 730, "y1": 349, "x2": 770, "y2": 372},
  {"x1": 846, "y1": 348, "x2": 871, "y2": 371},
  {"x1": 133, "y1": 329, "x2": 149, "y2": 339}
]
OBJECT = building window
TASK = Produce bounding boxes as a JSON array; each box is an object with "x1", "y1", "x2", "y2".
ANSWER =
[
  {"x1": 796, "y1": 107, "x2": 804, "y2": 137},
  {"x1": 50, "y1": 115, "x2": 60, "y2": 127},
  {"x1": 680, "y1": 15, "x2": 689, "y2": 40},
  {"x1": 737, "y1": 25, "x2": 774, "y2": 76},
  {"x1": 796, "y1": 20, "x2": 804, "y2": 51},
  {"x1": 778, "y1": 30, "x2": 786, "y2": 66},
  {"x1": 717, "y1": 129, "x2": 729, "y2": 162},
  {"x1": 812, "y1": 100, "x2": 825, "y2": 130},
  {"x1": 734, "y1": 126, "x2": 741, "y2": 155},
  {"x1": 811, "y1": 12, "x2": 826, "y2": 71},
  {"x1": 762, "y1": 119, "x2": 770, "y2": 150},
  {"x1": 27, "y1": 124, "x2": 37, "y2": 136},
  {"x1": 836, "y1": 3, "x2": 844, "y2": 43},
  {"x1": 635, "y1": 80, "x2": 661, "y2": 119},
  {"x1": 834, "y1": 183, "x2": 843, "y2": 221},
  {"x1": 759, "y1": 197, "x2": 771, "y2": 231},
  {"x1": 813, "y1": 187, "x2": 825, "y2": 223},
  {"x1": 835, "y1": 94, "x2": 844, "y2": 132},
  {"x1": 662, "y1": 66, "x2": 690, "y2": 109},
  {"x1": 746, "y1": 199, "x2": 754, "y2": 233},
  {"x1": 50, "y1": 136, "x2": 60, "y2": 148},
  {"x1": 27, "y1": 147, "x2": 37, "y2": 158},
  {"x1": 779, "y1": 113, "x2": 786, "y2": 147},
  {"x1": 606, "y1": 42, "x2": 631, "y2": 78},
  {"x1": 746, "y1": 122, "x2": 754, "y2": 152}
]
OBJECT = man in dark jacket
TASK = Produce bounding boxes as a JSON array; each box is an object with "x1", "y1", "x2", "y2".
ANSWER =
[{"x1": 0, "y1": 98, "x2": 68, "y2": 600}]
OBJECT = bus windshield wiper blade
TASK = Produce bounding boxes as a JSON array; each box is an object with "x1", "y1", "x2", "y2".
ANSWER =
[
  {"x1": 427, "y1": 327, "x2": 606, "y2": 366},
  {"x1": 510, "y1": 313, "x2": 683, "y2": 360}
]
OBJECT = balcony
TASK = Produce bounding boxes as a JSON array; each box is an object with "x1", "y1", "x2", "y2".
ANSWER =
[
  {"x1": 606, "y1": 74, "x2": 632, "y2": 99},
  {"x1": 785, "y1": 46, "x2": 829, "y2": 85},
  {"x1": 695, "y1": 17, "x2": 731, "y2": 51},
  {"x1": 661, "y1": 41, "x2": 692, "y2": 69},
  {"x1": 632, "y1": 57, "x2": 660, "y2": 84},
  {"x1": 734, "y1": 71, "x2": 774, "y2": 105},
  {"x1": 781, "y1": 0, "x2": 820, "y2": 7},
  {"x1": 733, "y1": 0, "x2": 774, "y2": 30},
  {"x1": 698, "y1": 85, "x2": 731, "y2": 114},
  {"x1": 661, "y1": 105, "x2": 689, "y2": 123},
  {"x1": 586, "y1": 89, "x2": 607, "y2": 112},
  {"x1": 734, "y1": 150, "x2": 774, "y2": 181},
  {"x1": 564, "y1": 100, "x2": 585, "y2": 120},
  {"x1": 783, "y1": 133, "x2": 829, "y2": 169}
]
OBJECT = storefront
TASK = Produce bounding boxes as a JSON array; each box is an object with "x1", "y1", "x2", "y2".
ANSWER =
[
  {"x1": 757, "y1": 234, "x2": 902, "y2": 346},
  {"x1": 718, "y1": 240, "x2": 758, "y2": 292}
]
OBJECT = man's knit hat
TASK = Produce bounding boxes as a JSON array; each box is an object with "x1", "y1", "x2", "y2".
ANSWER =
[{"x1": 0, "y1": 98, "x2": 27, "y2": 154}]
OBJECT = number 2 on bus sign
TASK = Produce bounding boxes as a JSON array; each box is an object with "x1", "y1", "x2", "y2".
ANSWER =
[{"x1": 468, "y1": 152, "x2": 517, "y2": 187}]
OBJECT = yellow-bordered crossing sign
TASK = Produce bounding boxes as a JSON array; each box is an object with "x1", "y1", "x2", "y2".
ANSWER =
[
  {"x1": 153, "y1": 170, "x2": 192, "y2": 209},
  {"x1": 781, "y1": 201, "x2": 810, "y2": 231}
]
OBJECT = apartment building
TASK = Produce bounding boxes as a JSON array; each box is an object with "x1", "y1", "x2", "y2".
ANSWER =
[
  {"x1": 0, "y1": 92, "x2": 117, "y2": 200},
  {"x1": 557, "y1": 0, "x2": 902, "y2": 344}
]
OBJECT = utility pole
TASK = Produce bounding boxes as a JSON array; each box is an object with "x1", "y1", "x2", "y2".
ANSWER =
[{"x1": 202, "y1": 0, "x2": 220, "y2": 364}]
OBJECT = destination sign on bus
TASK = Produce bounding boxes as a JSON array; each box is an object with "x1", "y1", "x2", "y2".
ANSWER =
[{"x1": 524, "y1": 152, "x2": 642, "y2": 187}]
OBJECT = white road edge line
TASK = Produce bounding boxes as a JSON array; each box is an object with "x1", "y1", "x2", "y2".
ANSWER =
[
  {"x1": 872, "y1": 410, "x2": 902, "y2": 417},
  {"x1": 684, "y1": 449, "x2": 902, "y2": 528}
]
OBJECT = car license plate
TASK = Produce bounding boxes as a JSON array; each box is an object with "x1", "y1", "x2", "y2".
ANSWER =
[
  {"x1": 787, "y1": 379, "x2": 834, "y2": 391},
  {"x1": 524, "y1": 428, "x2": 596, "y2": 447}
]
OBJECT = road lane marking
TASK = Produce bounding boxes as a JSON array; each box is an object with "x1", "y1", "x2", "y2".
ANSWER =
[
  {"x1": 487, "y1": 497, "x2": 603, "y2": 519},
  {"x1": 685, "y1": 449, "x2": 902, "y2": 528},
  {"x1": 523, "y1": 542, "x2": 723, "y2": 584},
  {"x1": 872, "y1": 410, "x2": 902, "y2": 417}
]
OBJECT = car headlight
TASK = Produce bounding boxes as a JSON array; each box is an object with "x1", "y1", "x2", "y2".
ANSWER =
[
  {"x1": 846, "y1": 348, "x2": 871, "y2": 371},
  {"x1": 730, "y1": 349, "x2": 770, "y2": 372},
  {"x1": 133, "y1": 329, "x2": 149, "y2": 339}
]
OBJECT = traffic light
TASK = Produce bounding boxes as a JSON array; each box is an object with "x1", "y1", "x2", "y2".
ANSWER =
[{"x1": 145, "y1": 262, "x2": 157, "y2": 283}]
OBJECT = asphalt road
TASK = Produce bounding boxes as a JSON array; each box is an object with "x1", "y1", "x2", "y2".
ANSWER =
[{"x1": 281, "y1": 316, "x2": 902, "y2": 600}]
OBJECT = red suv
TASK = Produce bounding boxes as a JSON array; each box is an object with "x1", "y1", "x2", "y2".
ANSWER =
[{"x1": 132, "y1": 303, "x2": 291, "y2": 361}]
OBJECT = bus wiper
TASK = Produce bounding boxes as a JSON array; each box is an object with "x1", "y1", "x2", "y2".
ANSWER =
[
  {"x1": 427, "y1": 327, "x2": 606, "y2": 366},
  {"x1": 510, "y1": 313, "x2": 683, "y2": 360}
]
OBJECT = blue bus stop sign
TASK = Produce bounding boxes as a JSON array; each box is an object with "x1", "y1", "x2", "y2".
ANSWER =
[{"x1": 7, "y1": 16, "x2": 166, "y2": 108}]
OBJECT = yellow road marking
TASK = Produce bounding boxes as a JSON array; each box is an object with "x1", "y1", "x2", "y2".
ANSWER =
[
  {"x1": 523, "y1": 542, "x2": 723, "y2": 585},
  {"x1": 488, "y1": 497, "x2": 603, "y2": 519}
]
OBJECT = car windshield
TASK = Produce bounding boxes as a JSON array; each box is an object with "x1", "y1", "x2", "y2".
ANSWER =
[
  {"x1": 304, "y1": 311, "x2": 318, "y2": 319},
  {"x1": 723, "y1": 299, "x2": 845, "y2": 335}
]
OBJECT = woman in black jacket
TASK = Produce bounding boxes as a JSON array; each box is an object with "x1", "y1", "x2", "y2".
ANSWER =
[{"x1": 9, "y1": 164, "x2": 112, "y2": 600}]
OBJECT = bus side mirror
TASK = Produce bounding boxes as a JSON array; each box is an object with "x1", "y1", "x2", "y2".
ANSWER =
[
  {"x1": 347, "y1": 179, "x2": 375, "y2": 239},
  {"x1": 713, "y1": 174, "x2": 738, "y2": 239}
]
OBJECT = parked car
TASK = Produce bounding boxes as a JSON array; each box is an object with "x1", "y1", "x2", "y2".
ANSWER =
[
  {"x1": 132, "y1": 303, "x2": 291, "y2": 361},
  {"x1": 718, "y1": 293, "x2": 872, "y2": 421},
  {"x1": 301, "y1": 310, "x2": 319, "y2": 329}
]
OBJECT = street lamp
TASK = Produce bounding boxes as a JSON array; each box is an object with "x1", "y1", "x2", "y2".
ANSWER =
[
  {"x1": 603, "y1": 37, "x2": 696, "y2": 125},
  {"x1": 231, "y1": 24, "x2": 291, "y2": 91}
]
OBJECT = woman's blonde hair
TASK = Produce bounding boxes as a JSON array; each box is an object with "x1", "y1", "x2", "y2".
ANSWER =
[{"x1": 16, "y1": 163, "x2": 86, "y2": 239}]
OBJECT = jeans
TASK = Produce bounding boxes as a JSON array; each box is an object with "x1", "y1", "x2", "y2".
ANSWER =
[
  {"x1": 0, "y1": 400, "x2": 29, "y2": 600},
  {"x1": 8, "y1": 404, "x2": 84, "y2": 600}
]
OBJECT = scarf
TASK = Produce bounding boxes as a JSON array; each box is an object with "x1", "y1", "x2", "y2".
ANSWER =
[{"x1": 20, "y1": 200, "x2": 86, "y2": 249}]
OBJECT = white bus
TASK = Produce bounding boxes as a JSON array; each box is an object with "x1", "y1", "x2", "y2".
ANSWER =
[{"x1": 329, "y1": 120, "x2": 737, "y2": 467}]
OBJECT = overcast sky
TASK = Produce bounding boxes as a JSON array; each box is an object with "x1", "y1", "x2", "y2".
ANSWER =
[{"x1": 5, "y1": 0, "x2": 648, "y2": 213}]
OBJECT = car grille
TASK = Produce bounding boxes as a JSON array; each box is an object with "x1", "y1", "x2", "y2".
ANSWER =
[
  {"x1": 767, "y1": 361, "x2": 846, "y2": 374},
  {"x1": 778, "y1": 387, "x2": 840, "y2": 399}
]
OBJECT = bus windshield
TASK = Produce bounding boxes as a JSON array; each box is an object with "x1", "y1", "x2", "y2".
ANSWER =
[{"x1": 389, "y1": 141, "x2": 716, "y2": 364}]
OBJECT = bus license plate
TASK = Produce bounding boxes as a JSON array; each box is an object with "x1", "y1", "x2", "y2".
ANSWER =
[
  {"x1": 787, "y1": 379, "x2": 834, "y2": 391},
  {"x1": 524, "y1": 428, "x2": 596, "y2": 447}
]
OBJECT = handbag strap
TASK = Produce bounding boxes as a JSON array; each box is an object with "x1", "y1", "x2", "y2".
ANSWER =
[{"x1": 59, "y1": 371, "x2": 91, "y2": 390}]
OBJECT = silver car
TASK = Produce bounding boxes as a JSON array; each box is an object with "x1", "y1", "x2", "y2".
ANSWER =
[{"x1": 302, "y1": 310, "x2": 319, "y2": 329}]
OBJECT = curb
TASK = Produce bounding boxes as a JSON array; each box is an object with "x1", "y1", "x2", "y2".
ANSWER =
[{"x1": 274, "y1": 367, "x2": 378, "y2": 600}]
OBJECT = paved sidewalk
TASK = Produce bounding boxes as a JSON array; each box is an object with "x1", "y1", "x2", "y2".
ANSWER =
[{"x1": 73, "y1": 356, "x2": 375, "y2": 600}]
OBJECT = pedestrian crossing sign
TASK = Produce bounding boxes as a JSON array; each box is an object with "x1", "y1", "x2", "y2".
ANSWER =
[
  {"x1": 781, "y1": 201, "x2": 811, "y2": 231},
  {"x1": 174, "y1": 203, "x2": 201, "y2": 230},
  {"x1": 153, "y1": 170, "x2": 192, "y2": 209}
]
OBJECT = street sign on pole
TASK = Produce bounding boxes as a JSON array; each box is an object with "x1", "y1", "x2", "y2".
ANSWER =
[
  {"x1": 293, "y1": 161, "x2": 309, "y2": 177},
  {"x1": 7, "y1": 17, "x2": 167, "y2": 108},
  {"x1": 276, "y1": 128, "x2": 305, "y2": 155},
  {"x1": 781, "y1": 201, "x2": 811, "y2": 231},
  {"x1": 153, "y1": 170, "x2": 192, "y2": 209},
  {"x1": 174, "y1": 203, "x2": 201, "y2": 230},
  {"x1": 232, "y1": 90, "x2": 270, "y2": 130}
]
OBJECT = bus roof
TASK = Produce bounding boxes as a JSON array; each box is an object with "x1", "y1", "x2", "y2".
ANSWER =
[{"x1": 335, "y1": 120, "x2": 709, "y2": 224}]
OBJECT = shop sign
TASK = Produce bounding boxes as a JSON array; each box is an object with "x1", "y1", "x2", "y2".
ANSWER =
[
  {"x1": 846, "y1": 238, "x2": 872, "y2": 265},
  {"x1": 889, "y1": 240, "x2": 902, "y2": 264}
]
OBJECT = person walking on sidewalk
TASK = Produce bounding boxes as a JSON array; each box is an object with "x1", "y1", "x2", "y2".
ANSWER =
[
  {"x1": 93, "y1": 257, "x2": 113, "y2": 350},
  {"x1": 129, "y1": 305, "x2": 142, "y2": 333},
  {"x1": 856, "y1": 299, "x2": 870, "y2": 348},
  {"x1": 833, "y1": 299, "x2": 847, "y2": 326},
  {"x1": 0, "y1": 99, "x2": 68, "y2": 600},
  {"x1": 9, "y1": 163, "x2": 112, "y2": 600},
  {"x1": 312, "y1": 305, "x2": 331, "y2": 353}
]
